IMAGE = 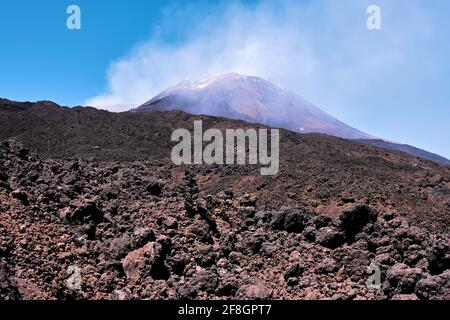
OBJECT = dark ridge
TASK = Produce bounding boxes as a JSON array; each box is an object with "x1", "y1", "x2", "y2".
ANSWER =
[{"x1": 355, "y1": 139, "x2": 450, "y2": 166}]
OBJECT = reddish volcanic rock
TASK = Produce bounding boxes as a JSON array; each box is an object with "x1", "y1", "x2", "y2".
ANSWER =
[{"x1": 122, "y1": 242, "x2": 162, "y2": 281}]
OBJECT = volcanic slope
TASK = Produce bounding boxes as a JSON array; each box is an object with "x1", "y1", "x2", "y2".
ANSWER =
[{"x1": 1, "y1": 99, "x2": 449, "y2": 233}]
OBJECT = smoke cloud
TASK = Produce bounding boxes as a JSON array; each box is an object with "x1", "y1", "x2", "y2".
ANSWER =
[{"x1": 86, "y1": 0, "x2": 432, "y2": 114}]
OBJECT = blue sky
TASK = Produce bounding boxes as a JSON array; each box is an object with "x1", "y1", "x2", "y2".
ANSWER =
[{"x1": 1, "y1": 0, "x2": 450, "y2": 159}]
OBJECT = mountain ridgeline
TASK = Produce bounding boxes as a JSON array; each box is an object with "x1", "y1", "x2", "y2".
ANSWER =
[
  {"x1": 134, "y1": 73, "x2": 373, "y2": 139},
  {"x1": 133, "y1": 73, "x2": 449, "y2": 165}
]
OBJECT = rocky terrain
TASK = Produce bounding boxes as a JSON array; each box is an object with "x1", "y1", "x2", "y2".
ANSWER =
[
  {"x1": 1, "y1": 99, "x2": 450, "y2": 233},
  {"x1": 0, "y1": 99, "x2": 449, "y2": 300}
]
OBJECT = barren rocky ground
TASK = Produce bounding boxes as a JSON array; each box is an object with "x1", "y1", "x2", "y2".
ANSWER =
[{"x1": 0, "y1": 99, "x2": 448, "y2": 300}]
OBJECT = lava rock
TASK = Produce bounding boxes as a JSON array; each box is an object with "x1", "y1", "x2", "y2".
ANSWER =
[
  {"x1": 270, "y1": 208, "x2": 310, "y2": 233},
  {"x1": 168, "y1": 253, "x2": 189, "y2": 276},
  {"x1": 164, "y1": 217, "x2": 178, "y2": 230},
  {"x1": 339, "y1": 205, "x2": 378, "y2": 239},
  {"x1": 284, "y1": 263, "x2": 304, "y2": 280},
  {"x1": 67, "y1": 200, "x2": 103, "y2": 225},
  {"x1": 302, "y1": 226, "x2": 317, "y2": 242},
  {"x1": 316, "y1": 258, "x2": 338, "y2": 274},
  {"x1": 386, "y1": 263, "x2": 423, "y2": 295},
  {"x1": 122, "y1": 242, "x2": 162, "y2": 281},
  {"x1": 217, "y1": 280, "x2": 240, "y2": 296},
  {"x1": 260, "y1": 242, "x2": 277, "y2": 257},
  {"x1": 0, "y1": 180, "x2": 10, "y2": 190},
  {"x1": 194, "y1": 246, "x2": 217, "y2": 268},
  {"x1": 383, "y1": 212, "x2": 395, "y2": 221},
  {"x1": 176, "y1": 284, "x2": 198, "y2": 299},
  {"x1": 334, "y1": 247, "x2": 371, "y2": 279},
  {"x1": 18, "y1": 147, "x2": 30, "y2": 160},
  {"x1": 239, "y1": 193, "x2": 257, "y2": 207},
  {"x1": 108, "y1": 236, "x2": 132, "y2": 260},
  {"x1": 132, "y1": 228, "x2": 156, "y2": 248},
  {"x1": 415, "y1": 271, "x2": 450, "y2": 300},
  {"x1": 0, "y1": 259, "x2": 21, "y2": 300},
  {"x1": 235, "y1": 279, "x2": 272, "y2": 300},
  {"x1": 108, "y1": 288, "x2": 132, "y2": 300},
  {"x1": 146, "y1": 180, "x2": 164, "y2": 196},
  {"x1": 315, "y1": 226, "x2": 344, "y2": 249},
  {"x1": 427, "y1": 241, "x2": 449, "y2": 275},
  {"x1": 311, "y1": 215, "x2": 332, "y2": 229},
  {"x1": 191, "y1": 270, "x2": 219, "y2": 293},
  {"x1": 228, "y1": 251, "x2": 244, "y2": 265},
  {"x1": 11, "y1": 189, "x2": 29, "y2": 206},
  {"x1": 188, "y1": 220, "x2": 213, "y2": 244},
  {"x1": 0, "y1": 170, "x2": 7, "y2": 182}
]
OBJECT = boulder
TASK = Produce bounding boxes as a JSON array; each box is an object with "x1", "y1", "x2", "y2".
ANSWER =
[
  {"x1": 236, "y1": 279, "x2": 272, "y2": 300},
  {"x1": 284, "y1": 263, "x2": 304, "y2": 280},
  {"x1": 339, "y1": 205, "x2": 377, "y2": 239},
  {"x1": 427, "y1": 241, "x2": 449, "y2": 275},
  {"x1": 132, "y1": 228, "x2": 155, "y2": 248},
  {"x1": 191, "y1": 270, "x2": 219, "y2": 293},
  {"x1": 168, "y1": 253, "x2": 189, "y2": 276},
  {"x1": 108, "y1": 236, "x2": 132, "y2": 260},
  {"x1": 271, "y1": 208, "x2": 310, "y2": 233},
  {"x1": 11, "y1": 189, "x2": 29, "y2": 206},
  {"x1": 415, "y1": 271, "x2": 450, "y2": 300},
  {"x1": 302, "y1": 226, "x2": 317, "y2": 242},
  {"x1": 311, "y1": 215, "x2": 332, "y2": 229},
  {"x1": 260, "y1": 242, "x2": 277, "y2": 257},
  {"x1": 122, "y1": 242, "x2": 162, "y2": 281},
  {"x1": 386, "y1": 263, "x2": 423, "y2": 294},
  {"x1": 67, "y1": 200, "x2": 103, "y2": 225},
  {"x1": 315, "y1": 226, "x2": 344, "y2": 249},
  {"x1": 316, "y1": 258, "x2": 338, "y2": 274},
  {"x1": 188, "y1": 220, "x2": 213, "y2": 244}
]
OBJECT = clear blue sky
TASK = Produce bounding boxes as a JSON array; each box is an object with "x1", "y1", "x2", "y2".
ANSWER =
[
  {"x1": 0, "y1": 0, "x2": 171, "y2": 105},
  {"x1": 1, "y1": 0, "x2": 449, "y2": 159}
]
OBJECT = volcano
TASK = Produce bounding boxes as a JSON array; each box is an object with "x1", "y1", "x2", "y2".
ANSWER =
[
  {"x1": 0, "y1": 98, "x2": 449, "y2": 300},
  {"x1": 134, "y1": 73, "x2": 373, "y2": 140},
  {"x1": 133, "y1": 73, "x2": 450, "y2": 165}
]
